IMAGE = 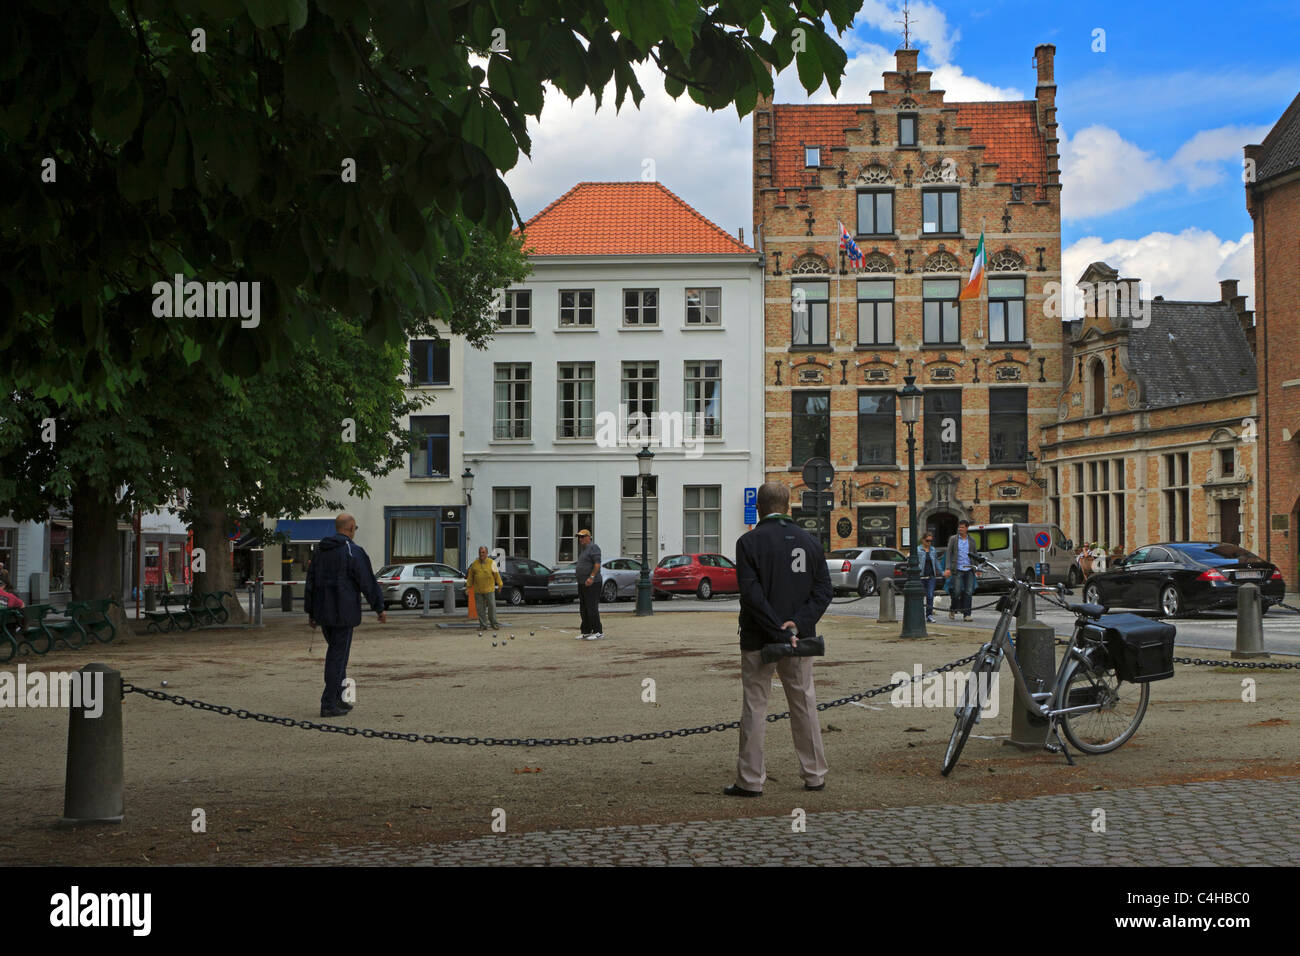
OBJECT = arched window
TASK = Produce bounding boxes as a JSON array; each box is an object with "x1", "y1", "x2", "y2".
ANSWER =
[{"x1": 1089, "y1": 359, "x2": 1106, "y2": 415}]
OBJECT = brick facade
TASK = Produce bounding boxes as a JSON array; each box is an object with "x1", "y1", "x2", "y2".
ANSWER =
[{"x1": 753, "y1": 45, "x2": 1062, "y2": 549}]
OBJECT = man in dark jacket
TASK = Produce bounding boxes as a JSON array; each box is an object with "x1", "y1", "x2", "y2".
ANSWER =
[
  {"x1": 304, "y1": 513, "x2": 386, "y2": 717},
  {"x1": 725, "y1": 482, "x2": 833, "y2": 797}
]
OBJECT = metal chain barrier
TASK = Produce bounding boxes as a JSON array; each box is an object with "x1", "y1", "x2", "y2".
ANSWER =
[
  {"x1": 1047, "y1": 636, "x2": 1297, "y2": 668},
  {"x1": 120, "y1": 650, "x2": 981, "y2": 747},
  {"x1": 1273, "y1": 600, "x2": 1300, "y2": 614}
]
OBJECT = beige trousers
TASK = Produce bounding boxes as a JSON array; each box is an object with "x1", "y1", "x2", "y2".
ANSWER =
[{"x1": 735, "y1": 650, "x2": 828, "y2": 791}]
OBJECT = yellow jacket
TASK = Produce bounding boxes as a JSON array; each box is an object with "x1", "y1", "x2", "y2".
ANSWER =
[{"x1": 466, "y1": 557, "x2": 502, "y2": 594}]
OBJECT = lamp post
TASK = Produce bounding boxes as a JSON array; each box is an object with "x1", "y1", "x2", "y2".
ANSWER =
[
  {"x1": 898, "y1": 376, "x2": 927, "y2": 638},
  {"x1": 635, "y1": 445, "x2": 655, "y2": 616},
  {"x1": 461, "y1": 467, "x2": 474, "y2": 565},
  {"x1": 1024, "y1": 450, "x2": 1047, "y2": 488}
]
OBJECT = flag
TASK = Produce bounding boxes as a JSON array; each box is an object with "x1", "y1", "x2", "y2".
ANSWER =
[
  {"x1": 960, "y1": 230, "x2": 985, "y2": 300},
  {"x1": 838, "y1": 220, "x2": 865, "y2": 269}
]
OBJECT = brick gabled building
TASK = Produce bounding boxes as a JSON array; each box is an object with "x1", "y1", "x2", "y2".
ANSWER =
[
  {"x1": 1246, "y1": 92, "x2": 1300, "y2": 592},
  {"x1": 752, "y1": 45, "x2": 1062, "y2": 550}
]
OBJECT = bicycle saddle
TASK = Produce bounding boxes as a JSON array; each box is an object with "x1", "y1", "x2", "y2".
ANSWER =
[{"x1": 1068, "y1": 602, "x2": 1107, "y2": 619}]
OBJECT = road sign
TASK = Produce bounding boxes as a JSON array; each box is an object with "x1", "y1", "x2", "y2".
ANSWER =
[
  {"x1": 1038, "y1": 545, "x2": 1048, "y2": 582},
  {"x1": 801, "y1": 491, "x2": 835, "y2": 512},
  {"x1": 743, "y1": 487, "x2": 758, "y2": 524},
  {"x1": 801, "y1": 457, "x2": 835, "y2": 491},
  {"x1": 1035, "y1": 531, "x2": 1051, "y2": 548}
]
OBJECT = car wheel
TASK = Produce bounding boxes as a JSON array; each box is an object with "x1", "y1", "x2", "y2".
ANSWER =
[
  {"x1": 697, "y1": 579, "x2": 712, "y2": 600},
  {"x1": 601, "y1": 580, "x2": 618, "y2": 603},
  {"x1": 1084, "y1": 583, "x2": 1103, "y2": 607},
  {"x1": 857, "y1": 572, "x2": 877, "y2": 597},
  {"x1": 506, "y1": 587, "x2": 524, "y2": 607},
  {"x1": 401, "y1": 589, "x2": 422, "y2": 610},
  {"x1": 1160, "y1": 584, "x2": 1185, "y2": 618},
  {"x1": 1067, "y1": 566, "x2": 1082, "y2": 588}
]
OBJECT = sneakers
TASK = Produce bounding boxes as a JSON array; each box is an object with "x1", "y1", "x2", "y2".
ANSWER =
[
  {"x1": 575, "y1": 632, "x2": 587, "y2": 640},
  {"x1": 948, "y1": 611, "x2": 955, "y2": 620},
  {"x1": 963, "y1": 615, "x2": 973, "y2": 622},
  {"x1": 585, "y1": 631, "x2": 603, "y2": 640},
  {"x1": 925, "y1": 615, "x2": 935, "y2": 623}
]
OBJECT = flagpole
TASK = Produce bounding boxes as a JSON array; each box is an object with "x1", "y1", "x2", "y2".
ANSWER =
[{"x1": 981, "y1": 216, "x2": 987, "y2": 342}]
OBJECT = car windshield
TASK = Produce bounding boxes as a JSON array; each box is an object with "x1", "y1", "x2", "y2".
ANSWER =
[
  {"x1": 658, "y1": 555, "x2": 691, "y2": 569},
  {"x1": 829, "y1": 549, "x2": 862, "y2": 559},
  {"x1": 1174, "y1": 543, "x2": 1263, "y2": 566},
  {"x1": 971, "y1": 529, "x2": 1011, "y2": 551}
]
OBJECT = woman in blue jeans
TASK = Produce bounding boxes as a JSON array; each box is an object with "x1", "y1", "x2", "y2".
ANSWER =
[{"x1": 915, "y1": 532, "x2": 941, "y2": 623}]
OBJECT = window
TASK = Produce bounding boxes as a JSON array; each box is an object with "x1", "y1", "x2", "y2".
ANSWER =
[
  {"x1": 988, "y1": 506, "x2": 1028, "y2": 526},
  {"x1": 923, "y1": 278, "x2": 960, "y2": 344},
  {"x1": 559, "y1": 289, "x2": 594, "y2": 327},
  {"x1": 684, "y1": 361, "x2": 722, "y2": 438},
  {"x1": 856, "y1": 190, "x2": 894, "y2": 235},
  {"x1": 556, "y1": 363, "x2": 595, "y2": 438},
  {"x1": 792, "y1": 281, "x2": 829, "y2": 347},
  {"x1": 805, "y1": 146, "x2": 821, "y2": 167},
  {"x1": 556, "y1": 487, "x2": 594, "y2": 563},
  {"x1": 922, "y1": 188, "x2": 959, "y2": 233},
  {"x1": 0, "y1": 527, "x2": 13, "y2": 589},
  {"x1": 1073, "y1": 458, "x2": 1128, "y2": 550},
  {"x1": 622, "y1": 361, "x2": 659, "y2": 440},
  {"x1": 1220, "y1": 447, "x2": 1235, "y2": 477},
  {"x1": 409, "y1": 339, "x2": 450, "y2": 386},
  {"x1": 857, "y1": 280, "x2": 894, "y2": 345},
  {"x1": 857, "y1": 391, "x2": 896, "y2": 465},
  {"x1": 1162, "y1": 452, "x2": 1191, "y2": 541},
  {"x1": 493, "y1": 488, "x2": 530, "y2": 555},
  {"x1": 493, "y1": 363, "x2": 531, "y2": 439},
  {"x1": 1050, "y1": 465, "x2": 1061, "y2": 529},
  {"x1": 390, "y1": 518, "x2": 437, "y2": 562},
  {"x1": 899, "y1": 113, "x2": 917, "y2": 147},
  {"x1": 620, "y1": 475, "x2": 658, "y2": 497},
  {"x1": 1090, "y1": 359, "x2": 1106, "y2": 415},
  {"x1": 792, "y1": 390, "x2": 831, "y2": 465},
  {"x1": 685, "y1": 288, "x2": 721, "y2": 326},
  {"x1": 409, "y1": 415, "x2": 449, "y2": 477},
  {"x1": 498, "y1": 289, "x2": 531, "y2": 327},
  {"x1": 683, "y1": 486, "x2": 722, "y2": 554},
  {"x1": 623, "y1": 288, "x2": 658, "y2": 326},
  {"x1": 989, "y1": 389, "x2": 1027, "y2": 465},
  {"x1": 988, "y1": 278, "x2": 1026, "y2": 343},
  {"x1": 923, "y1": 390, "x2": 961, "y2": 464}
]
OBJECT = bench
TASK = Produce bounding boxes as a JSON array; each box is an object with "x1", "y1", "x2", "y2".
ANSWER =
[
  {"x1": 189, "y1": 590, "x2": 232, "y2": 625},
  {"x1": 64, "y1": 598, "x2": 119, "y2": 646},
  {"x1": 0, "y1": 604, "x2": 55, "y2": 660},
  {"x1": 144, "y1": 591, "x2": 197, "y2": 633}
]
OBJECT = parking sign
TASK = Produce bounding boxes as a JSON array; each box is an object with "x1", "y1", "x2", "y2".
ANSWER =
[{"x1": 744, "y1": 487, "x2": 758, "y2": 525}]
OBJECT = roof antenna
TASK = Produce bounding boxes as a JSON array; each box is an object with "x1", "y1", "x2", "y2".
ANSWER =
[{"x1": 897, "y1": 1, "x2": 912, "y2": 50}]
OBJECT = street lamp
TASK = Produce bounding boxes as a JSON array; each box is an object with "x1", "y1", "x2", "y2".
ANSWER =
[
  {"x1": 1024, "y1": 451, "x2": 1047, "y2": 488},
  {"x1": 461, "y1": 467, "x2": 475, "y2": 505},
  {"x1": 898, "y1": 375, "x2": 927, "y2": 638},
  {"x1": 635, "y1": 445, "x2": 655, "y2": 616}
]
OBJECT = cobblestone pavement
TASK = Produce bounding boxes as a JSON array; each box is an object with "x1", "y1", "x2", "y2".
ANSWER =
[{"x1": 279, "y1": 777, "x2": 1300, "y2": 866}]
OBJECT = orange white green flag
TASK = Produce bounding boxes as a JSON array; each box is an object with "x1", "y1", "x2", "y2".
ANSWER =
[{"x1": 960, "y1": 230, "x2": 985, "y2": 300}]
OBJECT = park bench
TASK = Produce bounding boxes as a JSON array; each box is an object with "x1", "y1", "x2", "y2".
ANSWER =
[
  {"x1": 0, "y1": 604, "x2": 55, "y2": 660},
  {"x1": 62, "y1": 598, "x2": 119, "y2": 646},
  {"x1": 189, "y1": 590, "x2": 232, "y2": 625},
  {"x1": 144, "y1": 591, "x2": 197, "y2": 633}
]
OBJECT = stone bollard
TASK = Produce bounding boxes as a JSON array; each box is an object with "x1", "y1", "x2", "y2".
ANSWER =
[
  {"x1": 877, "y1": 577, "x2": 897, "y2": 623},
  {"x1": 144, "y1": 587, "x2": 157, "y2": 613},
  {"x1": 60, "y1": 663, "x2": 124, "y2": 826},
  {"x1": 1232, "y1": 583, "x2": 1270, "y2": 659},
  {"x1": 1007, "y1": 615, "x2": 1054, "y2": 750},
  {"x1": 1015, "y1": 587, "x2": 1036, "y2": 627},
  {"x1": 442, "y1": 582, "x2": 455, "y2": 615},
  {"x1": 421, "y1": 579, "x2": 431, "y2": 618}
]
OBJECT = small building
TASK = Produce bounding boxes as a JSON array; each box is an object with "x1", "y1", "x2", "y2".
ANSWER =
[{"x1": 1040, "y1": 263, "x2": 1259, "y2": 554}]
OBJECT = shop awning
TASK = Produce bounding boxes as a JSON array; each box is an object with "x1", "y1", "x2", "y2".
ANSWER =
[{"x1": 275, "y1": 518, "x2": 337, "y2": 542}]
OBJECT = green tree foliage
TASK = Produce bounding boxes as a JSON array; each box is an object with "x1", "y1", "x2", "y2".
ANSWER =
[{"x1": 1, "y1": 0, "x2": 857, "y2": 407}]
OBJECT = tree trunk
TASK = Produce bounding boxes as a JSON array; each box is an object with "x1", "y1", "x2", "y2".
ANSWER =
[
  {"x1": 70, "y1": 477, "x2": 129, "y2": 635},
  {"x1": 190, "y1": 495, "x2": 248, "y2": 625}
]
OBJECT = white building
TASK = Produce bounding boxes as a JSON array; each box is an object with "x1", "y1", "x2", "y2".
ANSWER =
[
  {"x1": 462, "y1": 182, "x2": 766, "y2": 569},
  {"x1": 263, "y1": 323, "x2": 470, "y2": 578}
]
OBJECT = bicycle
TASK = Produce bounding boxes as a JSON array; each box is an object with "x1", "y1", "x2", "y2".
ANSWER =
[{"x1": 940, "y1": 556, "x2": 1159, "y2": 776}]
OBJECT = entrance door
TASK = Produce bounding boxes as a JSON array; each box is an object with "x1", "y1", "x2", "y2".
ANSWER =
[
  {"x1": 930, "y1": 511, "x2": 958, "y2": 548},
  {"x1": 1219, "y1": 498, "x2": 1241, "y2": 546},
  {"x1": 620, "y1": 476, "x2": 658, "y2": 562}
]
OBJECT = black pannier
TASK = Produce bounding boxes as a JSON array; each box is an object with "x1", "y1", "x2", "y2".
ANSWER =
[{"x1": 1096, "y1": 613, "x2": 1175, "y2": 683}]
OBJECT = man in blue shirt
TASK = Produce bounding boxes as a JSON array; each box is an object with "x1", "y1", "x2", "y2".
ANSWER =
[{"x1": 943, "y1": 520, "x2": 976, "y2": 622}]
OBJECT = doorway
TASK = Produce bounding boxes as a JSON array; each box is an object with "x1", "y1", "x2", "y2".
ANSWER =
[
  {"x1": 1219, "y1": 498, "x2": 1241, "y2": 546},
  {"x1": 930, "y1": 511, "x2": 959, "y2": 547},
  {"x1": 621, "y1": 476, "x2": 658, "y2": 561}
]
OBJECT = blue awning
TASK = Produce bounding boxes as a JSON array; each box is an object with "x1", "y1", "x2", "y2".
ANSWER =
[{"x1": 276, "y1": 519, "x2": 337, "y2": 542}]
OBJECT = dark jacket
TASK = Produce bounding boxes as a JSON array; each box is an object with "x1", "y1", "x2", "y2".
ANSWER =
[
  {"x1": 945, "y1": 533, "x2": 977, "y2": 574},
  {"x1": 736, "y1": 515, "x2": 833, "y2": 651},
  {"x1": 304, "y1": 533, "x2": 384, "y2": 628}
]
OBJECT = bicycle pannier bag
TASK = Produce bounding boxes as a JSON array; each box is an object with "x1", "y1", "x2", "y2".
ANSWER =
[{"x1": 1098, "y1": 613, "x2": 1175, "y2": 683}]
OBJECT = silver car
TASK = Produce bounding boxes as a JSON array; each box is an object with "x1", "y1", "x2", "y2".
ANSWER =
[
  {"x1": 377, "y1": 563, "x2": 467, "y2": 609},
  {"x1": 827, "y1": 547, "x2": 906, "y2": 596},
  {"x1": 547, "y1": 562, "x2": 581, "y2": 602},
  {"x1": 599, "y1": 557, "x2": 648, "y2": 602}
]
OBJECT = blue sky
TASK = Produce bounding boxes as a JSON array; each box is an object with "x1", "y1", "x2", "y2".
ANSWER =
[{"x1": 505, "y1": 0, "x2": 1300, "y2": 310}]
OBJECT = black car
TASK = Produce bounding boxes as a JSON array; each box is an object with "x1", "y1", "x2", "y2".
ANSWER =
[
  {"x1": 1081, "y1": 542, "x2": 1284, "y2": 617},
  {"x1": 497, "y1": 556, "x2": 556, "y2": 606}
]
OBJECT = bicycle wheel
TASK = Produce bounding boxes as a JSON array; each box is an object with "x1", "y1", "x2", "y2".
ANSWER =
[
  {"x1": 941, "y1": 651, "x2": 995, "y2": 776},
  {"x1": 1058, "y1": 656, "x2": 1150, "y2": 754}
]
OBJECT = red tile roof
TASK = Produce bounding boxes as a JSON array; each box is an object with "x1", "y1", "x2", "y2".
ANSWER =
[
  {"x1": 770, "y1": 101, "x2": 1048, "y2": 188},
  {"x1": 516, "y1": 182, "x2": 755, "y2": 256}
]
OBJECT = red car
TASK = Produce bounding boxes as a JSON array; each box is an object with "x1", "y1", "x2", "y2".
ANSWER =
[{"x1": 652, "y1": 553, "x2": 739, "y2": 600}]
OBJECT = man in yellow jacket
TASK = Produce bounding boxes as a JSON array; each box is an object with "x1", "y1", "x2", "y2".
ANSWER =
[{"x1": 466, "y1": 545, "x2": 503, "y2": 630}]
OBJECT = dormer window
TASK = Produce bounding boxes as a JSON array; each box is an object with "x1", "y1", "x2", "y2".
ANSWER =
[
  {"x1": 805, "y1": 146, "x2": 821, "y2": 167},
  {"x1": 899, "y1": 114, "x2": 917, "y2": 147}
]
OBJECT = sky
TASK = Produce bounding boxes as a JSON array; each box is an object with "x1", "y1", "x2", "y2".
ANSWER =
[{"x1": 502, "y1": 0, "x2": 1300, "y2": 314}]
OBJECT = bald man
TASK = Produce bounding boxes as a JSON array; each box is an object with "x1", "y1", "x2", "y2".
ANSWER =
[{"x1": 304, "y1": 513, "x2": 386, "y2": 718}]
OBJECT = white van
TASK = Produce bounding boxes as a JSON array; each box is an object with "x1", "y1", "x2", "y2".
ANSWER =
[{"x1": 967, "y1": 522, "x2": 1077, "y2": 589}]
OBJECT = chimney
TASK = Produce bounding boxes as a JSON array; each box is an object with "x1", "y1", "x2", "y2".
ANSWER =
[
  {"x1": 896, "y1": 48, "x2": 919, "y2": 74},
  {"x1": 1033, "y1": 44, "x2": 1055, "y2": 86},
  {"x1": 1220, "y1": 278, "x2": 1238, "y2": 302},
  {"x1": 752, "y1": 58, "x2": 775, "y2": 259},
  {"x1": 1033, "y1": 44, "x2": 1059, "y2": 196},
  {"x1": 738, "y1": 227, "x2": 744, "y2": 244}
]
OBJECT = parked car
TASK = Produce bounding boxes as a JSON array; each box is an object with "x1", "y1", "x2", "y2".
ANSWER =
[
  {"x1": 1081, "y1": 541, "x2": 1285, "y2": 617},
  {"x1": 828, "y1": 547, "x2": 906, "y2": 596},
  {"x1": 376, "y1": 563, "x2": 467, "y2": 610},
  {"x1": 498, "y1": 556, "x2": 557, "y2": 606},
  {"x1": 598, "y1": 557, "x2": 646, "y2": 602},
  {"x1": 652, "y1": 553, "x2": 739, "y2": 600}
]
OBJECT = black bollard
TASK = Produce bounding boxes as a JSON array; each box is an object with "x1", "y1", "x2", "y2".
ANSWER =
[
  {"x1": 1232, "y1": 583, "x2": 1269, "y2": 659},
  {"x1": 60, "y1": 663, "x2": 124, "y2": 826},
  {"x1": 1007, "y1": 609, "x2": 1054, "y2": 750}
]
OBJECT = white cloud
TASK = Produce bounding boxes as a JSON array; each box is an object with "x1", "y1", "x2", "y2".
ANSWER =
[
  {"x1": 1062, "y1": 229, "x2": 1254, "y2": 318},
  {"x1": 852, "y1": 0, "x2": 960, "y2": 64},
  {"x1": 1059, "y1": 124, "x2": 1269, "y2": 222},
  {"x1": 926, "y1": 63, "x2": 1023, "y2": 102}
]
